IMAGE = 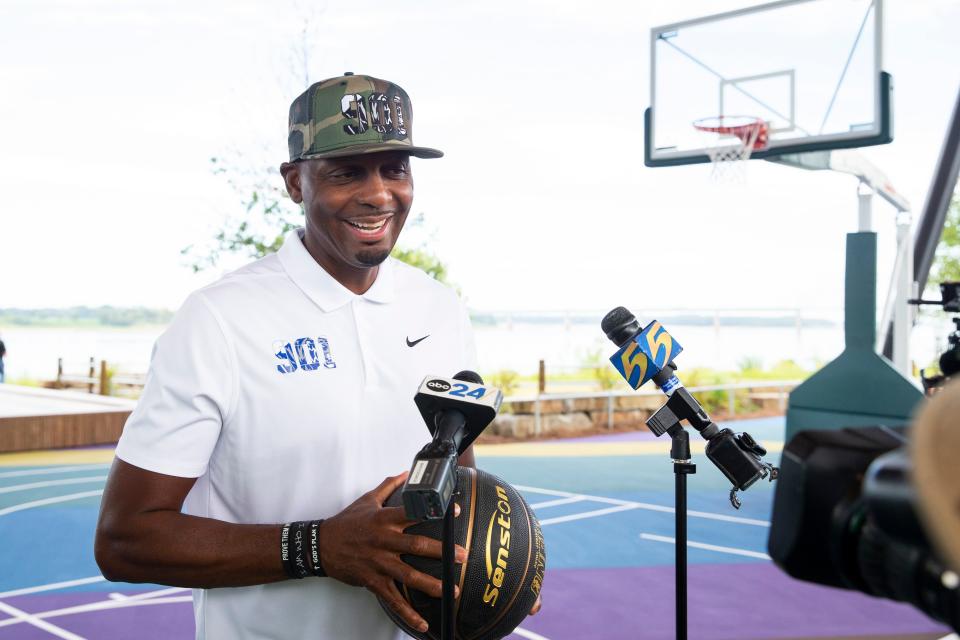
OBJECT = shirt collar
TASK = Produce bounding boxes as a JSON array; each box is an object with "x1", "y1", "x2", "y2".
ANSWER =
[{"x1": 277, "y1": 228, "x2": 396, "y2": 312}]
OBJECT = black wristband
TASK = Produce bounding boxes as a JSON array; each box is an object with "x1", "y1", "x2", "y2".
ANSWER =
[
  {"x1": 308, "y1": 520, "x2": 327, "y2": 577},
  {"x1": 290, "y1": 521, "x2": 311, "y2": 579},
  {"x1": 280, "y1": 523, "x2": 298, "y2": 579}
]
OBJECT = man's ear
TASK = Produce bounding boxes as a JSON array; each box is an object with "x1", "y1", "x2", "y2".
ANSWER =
[{"x1": 279, "y1": 162, "x2": 303, "y2": 204}]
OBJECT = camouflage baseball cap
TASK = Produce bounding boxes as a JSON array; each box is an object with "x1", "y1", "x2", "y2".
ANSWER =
[{"x1": 287, "y1": 73, "x2": 443, "y2": 162}]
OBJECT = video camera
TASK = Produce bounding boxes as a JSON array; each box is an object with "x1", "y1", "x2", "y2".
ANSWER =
[
  {"x1": 909, "y1": 281, "x2": 960, "y2": 393},
  {"x1": 768, "y1": 288, "x2": 960, "y2": 632},
  {"x1": 768, "y1": 425, "x2": 959, "y2": 631}
]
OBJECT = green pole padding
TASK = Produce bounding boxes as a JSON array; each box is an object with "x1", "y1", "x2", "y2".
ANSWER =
[
  {"x1": 785, "y1": 232, "x2": 922, "y2": 443},
  {"x1": 845, "y1": 233, "x2": 876, "y2": 351}
]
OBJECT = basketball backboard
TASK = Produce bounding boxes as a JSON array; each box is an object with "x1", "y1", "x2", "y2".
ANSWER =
[{"x1": 645, "y1": 0, "x2": 891, "y2": 167}]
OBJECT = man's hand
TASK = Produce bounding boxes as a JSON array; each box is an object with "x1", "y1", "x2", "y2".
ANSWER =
[{"x1": 320, "y1": 472, "x2": 466, "y2": 633}]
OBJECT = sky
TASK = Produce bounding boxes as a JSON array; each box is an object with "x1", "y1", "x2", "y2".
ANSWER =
[{"x1": 1, "y1": 0, "x2": 959, "y2": 315}]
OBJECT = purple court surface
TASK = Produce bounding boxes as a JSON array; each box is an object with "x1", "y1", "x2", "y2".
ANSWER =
[{"x1": 0, "y1": 416, "x2": 953, "y2": 639}]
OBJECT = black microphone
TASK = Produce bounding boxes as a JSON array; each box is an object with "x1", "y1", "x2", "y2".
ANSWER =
[{"x1": 402, "y1": 371, "x2": 502, "y2": 520}]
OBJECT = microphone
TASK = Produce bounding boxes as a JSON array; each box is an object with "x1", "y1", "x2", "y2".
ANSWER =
[
  {"x1": 602, "y1": 306, "x2": 778, "y2": 508},
  {"x1": 603, "y1": 306, "x2": 684, "y2": 394},
  {"x1": 402, "y1": 371, "x2": 502, "y2": 520}
]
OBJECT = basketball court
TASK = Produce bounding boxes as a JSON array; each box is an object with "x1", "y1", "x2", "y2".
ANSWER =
[{"x1": 0, "y1": 416, "x2": 951, "y2": 640}]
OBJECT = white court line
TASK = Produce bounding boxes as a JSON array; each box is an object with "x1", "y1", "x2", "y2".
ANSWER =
[
  {"x1": 0, "y1": 576, "x2": 106, "y2": 599},
  {"x1": 0, "y1": 490, "x2": 104, "y2": 517},
  {"x1": 517, "y1": 484, "x2": 769, "y2": 527},
  {"x1": 0, "y1": 600, "x2": 86, "y2": 639},
  {"x1": 0, "y1": 476, "x2": 107, "y2": 495},
  {"x1": 640, "y1": 533, "x2": 771, "y2": 560},
  {"x1": 937, "y1": 635, "x2": 958, "y2": 640},
  {"x1": 0, "y1": 596, "x2": 193, "y2": 629},
  {"x1": 686, "y1": 508, "x2": 769, "y2": 527},
  {"x1": 529, "y1": 496, "x2": 586, "y2": 509},
  {"x1": 539, "y1": 504, "x2": 642, "y2": 526},
  {"x1": 512, "y1": 626, "x2": 552, "y2": 640},
  {"x1": 108, "y1": 587, "x2": 188, "y2": 602},
  {"x1": 0, "y1": 464, "x2": 110, "y2": 479}
]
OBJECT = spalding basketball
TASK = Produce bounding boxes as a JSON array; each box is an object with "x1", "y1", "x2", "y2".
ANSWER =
[{"x1": 380, "y1": 467, "x2": 546, "y2": 640}]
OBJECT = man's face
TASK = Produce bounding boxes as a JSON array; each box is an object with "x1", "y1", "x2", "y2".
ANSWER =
[{"x1": 281, "y1": 151, "x2": 413, "y2": 284}]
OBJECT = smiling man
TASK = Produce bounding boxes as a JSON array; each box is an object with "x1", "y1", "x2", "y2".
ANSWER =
[{"x1": 95, "y1": 74, "x2": 504, "y2": 639}]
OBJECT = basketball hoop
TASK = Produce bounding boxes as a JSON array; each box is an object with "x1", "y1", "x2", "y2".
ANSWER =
[{"x1": 693, "y1": 116, "x2": 769, "y2": 180}]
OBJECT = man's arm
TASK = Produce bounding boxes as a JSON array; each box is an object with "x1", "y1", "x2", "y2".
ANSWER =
[
  {"x1": 95, "y1": 460, "x2": 464, "y2": 632},
  {"x1": 94, "y1": 459, "x2": 283, "y2": 588}
]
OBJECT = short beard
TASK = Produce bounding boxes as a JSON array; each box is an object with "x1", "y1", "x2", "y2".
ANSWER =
[{"x1": 355, "y1": 249, "x2": 391, "y2": 266}]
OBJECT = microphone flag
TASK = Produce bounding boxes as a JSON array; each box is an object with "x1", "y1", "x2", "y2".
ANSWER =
[{"x1": 609, "y1": 320, "x2": 683, "y2": 389}]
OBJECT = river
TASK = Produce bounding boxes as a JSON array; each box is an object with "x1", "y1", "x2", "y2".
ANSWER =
[{"x1": 0, "y1": 313, "x2": 950, "y2": 381}]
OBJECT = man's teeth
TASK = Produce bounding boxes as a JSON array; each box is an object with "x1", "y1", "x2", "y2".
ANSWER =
[{"x1": 347, "y1": 220, "x2": 387, "y2": 232}]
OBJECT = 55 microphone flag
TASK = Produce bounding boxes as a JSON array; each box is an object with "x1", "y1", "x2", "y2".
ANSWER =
[{"x1": 610, "y1": 320, "x2": 683, "y2": 389}]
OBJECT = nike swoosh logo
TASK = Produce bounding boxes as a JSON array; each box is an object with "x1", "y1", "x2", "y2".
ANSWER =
[{"x1": 406, "y1": 335, "x2": 430, "y2": 347}]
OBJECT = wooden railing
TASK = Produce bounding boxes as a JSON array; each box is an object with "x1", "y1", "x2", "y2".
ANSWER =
[{"x1": 52, "y1": 358, "x2": 145, "y2": 396}]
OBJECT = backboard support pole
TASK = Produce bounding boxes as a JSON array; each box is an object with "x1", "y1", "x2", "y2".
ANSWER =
[
  {"x1": 858, "y1": 183, "x2": 873, "y2": 231},
  {"x1": 769, "y1": 150, "x2": 913, "y2": 377}
]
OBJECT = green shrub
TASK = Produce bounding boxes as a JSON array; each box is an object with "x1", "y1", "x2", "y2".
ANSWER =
[
  {"x1": 681, "y1": 367, "x2": 728, "y2": 414},
  {"x1": 7, "y1": 376, "x2": 41, "y2": 387},
  {"x1": 488, "y1": 369, "x2": 520, "y2": 397}
]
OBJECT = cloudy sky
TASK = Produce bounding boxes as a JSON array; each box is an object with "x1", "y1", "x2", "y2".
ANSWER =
[{"x1": 1, "y1": 0, "x2": 958, "y2": 314}]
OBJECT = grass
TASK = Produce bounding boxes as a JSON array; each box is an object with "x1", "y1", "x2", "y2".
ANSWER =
[{"x1": 4, "y1": 376, "x2": 42, "y2": 387}]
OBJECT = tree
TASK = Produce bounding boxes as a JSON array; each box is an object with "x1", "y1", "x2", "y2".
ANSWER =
[
  {"x1": 390, "y1": 243, "x2": 450, "y2": 284},
  {"x1": 181, "y1": 157, "x2": 300, "y2": 273},
  {"x1": 930, "y1": 192, "x2": 960, "y2": 284}
]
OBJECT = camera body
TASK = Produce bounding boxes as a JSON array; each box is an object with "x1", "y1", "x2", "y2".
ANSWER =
[{"x1": 768, "y1": 425, "x2": 959, "y2": 631}]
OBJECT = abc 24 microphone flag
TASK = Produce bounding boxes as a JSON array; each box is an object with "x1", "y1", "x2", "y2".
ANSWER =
[{"x1": 610, "y1": 321, "x2": 683, "y2": 389}]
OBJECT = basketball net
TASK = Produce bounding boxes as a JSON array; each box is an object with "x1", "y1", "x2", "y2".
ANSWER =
[{"x1": 693, "y1": 116, "x2": 769, "y2": 182}]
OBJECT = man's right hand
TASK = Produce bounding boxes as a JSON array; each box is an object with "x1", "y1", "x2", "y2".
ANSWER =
[{"x1": 319, "y1": 471, "x2": 467, "y2": 634}]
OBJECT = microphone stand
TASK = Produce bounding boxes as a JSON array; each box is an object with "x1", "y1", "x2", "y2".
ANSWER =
[
  {"x1": 441, "y1": 465, "x2": 458, "y2": 640},
  {"x1": 601, "y1": 310, "x2": 778, "y2": 640},
  {"x1": 669, "y1": 427, "x2": 695, "y2": 640}
]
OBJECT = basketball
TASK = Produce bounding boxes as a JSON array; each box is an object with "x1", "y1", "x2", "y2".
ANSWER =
[{"x1": 380, "y1": 467, "x2": 546, "y2": 640}]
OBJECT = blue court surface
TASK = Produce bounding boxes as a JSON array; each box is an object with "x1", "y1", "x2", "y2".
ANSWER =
[{"x1": 0, "y1": 417, "x2": 952, "y2": 639}]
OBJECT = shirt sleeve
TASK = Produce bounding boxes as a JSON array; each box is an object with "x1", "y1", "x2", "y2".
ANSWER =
[{"x1": 115, "y1": 292, "x2": 237, "y2": 478}]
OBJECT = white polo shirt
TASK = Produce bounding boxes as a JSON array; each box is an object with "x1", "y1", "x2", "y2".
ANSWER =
[{"x1": 115, "y1": 228, "x2": 477, "y2": 640}]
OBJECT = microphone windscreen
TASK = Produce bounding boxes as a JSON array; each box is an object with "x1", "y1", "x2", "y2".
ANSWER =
[
  {"x1": 453, "y1": 370, "x2": 484, "y2": 385},
  {"x1": 601, "y1": 307, "x2": 641, "y2": 346}
]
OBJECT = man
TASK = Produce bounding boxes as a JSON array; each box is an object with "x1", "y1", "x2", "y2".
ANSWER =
[
  {"x1": 0, "y1": 334, "x2": 5, "y2": 383},
  {"x1": 95, "y1": 74, "x2": 536, "y2": 639}
]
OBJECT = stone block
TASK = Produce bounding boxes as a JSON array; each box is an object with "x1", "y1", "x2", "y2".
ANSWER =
[
  {"x1": 506, "y1": 399, "x2": 567, "y2": 415},
  {"x1": 587, "y1": 408, "x2": 651, "y2": 430},
  {"x1": 488, "y1": 414, "x2": 537, "y2": 438},
  {"x1": 539, "y1": 412, "x2": 593, "y2": 436},
  {"x1": 568, "y1": 397, "x2": 609, "y2": 412},
  {"x1": 614, "y1": 395, "x2": 663, "y2": 411}
]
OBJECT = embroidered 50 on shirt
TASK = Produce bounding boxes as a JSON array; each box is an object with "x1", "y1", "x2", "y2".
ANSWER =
[{"x1": 274, "y1": 336, "x2": 337, "y2": 374}]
